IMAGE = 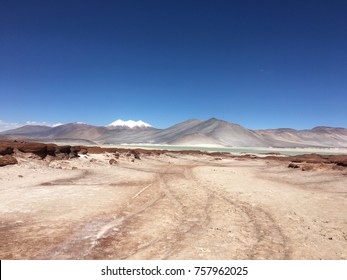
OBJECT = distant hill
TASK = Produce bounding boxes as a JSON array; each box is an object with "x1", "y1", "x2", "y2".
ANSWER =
[
  {"x1": 1, "y1": 118, "x2": 347, "y2": 148},
  {"x1": 253, "y1": 126, "x2": 347, "y2": 148},
  {"x1": 158, "y1": 118, "x2": 267, "y2": 147}
]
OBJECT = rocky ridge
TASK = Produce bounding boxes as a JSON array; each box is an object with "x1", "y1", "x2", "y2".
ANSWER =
[{"x1": 0, "y1": 141, "x2": 346, "y2": 172}]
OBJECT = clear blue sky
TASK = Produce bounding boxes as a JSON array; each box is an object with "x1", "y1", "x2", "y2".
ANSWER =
[{"x1": 1, "y1": 0, "x2": 346, "y2": 130}]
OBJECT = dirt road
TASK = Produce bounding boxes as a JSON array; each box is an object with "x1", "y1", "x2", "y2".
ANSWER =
[{"x1": 0, "y1": 153, "x2": 346, "y2": 259}]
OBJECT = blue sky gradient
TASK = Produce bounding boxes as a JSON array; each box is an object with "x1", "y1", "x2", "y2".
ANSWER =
[{"x1": 1, "y1": 0, "x2": 346, "y2": 129}]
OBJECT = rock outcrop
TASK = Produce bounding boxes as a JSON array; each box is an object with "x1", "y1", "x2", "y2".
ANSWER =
[
  {"x1": 0, "y1": 155, "x2": 18, "y2": 167},
  {"x1": 17, "y1": 143, "x2": 48, "y2": 158},
  {"x1": 0, "y1": 140, "x2": 346, "y2": 171},
  {"x1": 266, "y1": 154, "x2": 347, "y2": 171},
  {"x1": 0, "y1": 141, "x2": 80, "y2": 160},
  {"x1": 0, "y1": 143, "x2": 13, "y2": 155}
]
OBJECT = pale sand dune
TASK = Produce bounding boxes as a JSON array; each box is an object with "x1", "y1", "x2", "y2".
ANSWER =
[{"x1": 0, "y1": 152, "x2": 346, "y2": 259}]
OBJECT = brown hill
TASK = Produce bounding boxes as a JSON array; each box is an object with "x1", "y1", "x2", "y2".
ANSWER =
[{"x1": 1, "y1": 119, "x2": 347, "y2": 148}]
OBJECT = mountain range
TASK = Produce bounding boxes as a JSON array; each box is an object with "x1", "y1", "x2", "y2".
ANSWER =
[{"x1": 1, "y1": 118, "x2": 346, "y2": 148}]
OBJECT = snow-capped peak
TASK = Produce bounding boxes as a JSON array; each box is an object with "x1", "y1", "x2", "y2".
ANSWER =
[{"x1": 108, "y1": 119, "x2": 152, "y2": 128}]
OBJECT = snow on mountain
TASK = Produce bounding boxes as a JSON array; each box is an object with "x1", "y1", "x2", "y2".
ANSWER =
[{"x1": 108, "y1": 119, "x2": 152, "y2": 128}]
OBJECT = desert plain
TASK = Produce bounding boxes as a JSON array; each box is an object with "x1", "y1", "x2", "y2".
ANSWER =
[{"x1": 0, "y1": 142, "x2": 346, "y2": 260}]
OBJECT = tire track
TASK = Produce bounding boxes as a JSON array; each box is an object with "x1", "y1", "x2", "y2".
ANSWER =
[
  {"x1": 157, "y1": 163, "x2": 290, "y2": 259},
  {"x1": 111, "y1": 163, "x2": 290, "y2": 259},
  {"x1": 37, "y1": 160, "x2": 290, "y2": 259},
  {"x1": 102, "y1": 164, "x2": 211, "y2": 259}
]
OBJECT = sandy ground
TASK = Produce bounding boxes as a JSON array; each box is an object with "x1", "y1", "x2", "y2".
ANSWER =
[{"x1": 0, "y1": 152, "x2": 346, "y2": 259}]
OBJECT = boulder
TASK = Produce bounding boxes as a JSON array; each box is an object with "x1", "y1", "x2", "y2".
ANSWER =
[
  {"x1": 0, "y1": 155, "x2": 18, "y2": 167},
  {"x1": 57, "y1": 145, "x2": 71, "y2": 154},
  {"x1": 337, "y1": 161, "x2": 347, "y2": 167},
  {"x1": 132, "y1": 150, "x2": 141, "y2": 160},
  {"x1": 46, "y1": 144, "x2": 58, "y2": 156},
  {"x1": 288, "y1": 163, "x2": 300, "y2": 168},
  {"x1": 79, "y1": 148, "x2": 88, "y2": 155},
  {"x1": 328, "y1": 155, "x2": 347, "y2": 167},
  {"x1": 71, "y1": 146, "x2": 88, "y2": 155},
  {"x1": 69, "y1": 151, "x2": 79, "y2": 158},
  {"x1": 87, "y1": 147, "x2": 104, "y2": 154},
  {"x1": 17, "y1": 143, "x2": 48, "y2": 158},
  {"x1": 0, "y1": 144, "x2": 13, "y2": 155}
]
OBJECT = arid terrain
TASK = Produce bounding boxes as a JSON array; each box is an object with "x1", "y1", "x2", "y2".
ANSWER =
[{"x1": 0, "y1": 142, "x2": 346, "y2": 259}]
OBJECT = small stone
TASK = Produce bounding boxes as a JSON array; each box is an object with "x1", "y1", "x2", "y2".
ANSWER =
[
  {"x1": 109, "y1": 159, "x2": 118, "y2": 165},
  {"x1": 288, "y1": 163, "x2": 300, "y2": 169}
]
